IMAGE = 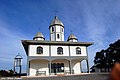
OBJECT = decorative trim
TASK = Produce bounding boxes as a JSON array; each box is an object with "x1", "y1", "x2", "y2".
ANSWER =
[{"x1": 49, "y1": 24, "x2": 64, "y2": 29}]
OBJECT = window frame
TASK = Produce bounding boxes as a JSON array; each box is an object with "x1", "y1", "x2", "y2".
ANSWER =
[
  {"x1": 57, "y1": 47, "x2": 63, "y2": 55},
  {"x1": 76, "y1": 47, "x2": 81, "y2": 54},
  {"x1": 57, "y1": 34, "x2": 60, "y2": 39},
  {"x1": 37, "y1": 46, "x2": 43, "y2": 54},
  {"x1": 61, "y1": 28, "x2": 63, "y2": 32},
  {"x1": 52, "y1": 27, "x2": 54, "y2": 32}
]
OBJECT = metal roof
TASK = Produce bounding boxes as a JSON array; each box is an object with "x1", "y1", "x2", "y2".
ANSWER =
[
  {"x1": 49, "y1": 16, "x2": 64, "y2": 28},
  {"x1": 15, "y1": 53, "x2": 22, "y2": 59},
  {"x1": 33, "y1": 32, "x2": 45, "y2": 40},
  {"x1": 68, "y1": 34, "x2": 78, "y2": 41}
]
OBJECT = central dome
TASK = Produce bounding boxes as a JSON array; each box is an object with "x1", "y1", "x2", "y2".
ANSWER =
[{"x1": 49, "y1": 16, "x2": 64, "y2": 28}]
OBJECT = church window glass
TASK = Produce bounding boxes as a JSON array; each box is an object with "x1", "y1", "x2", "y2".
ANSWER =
[
  {"x1": 76, "y1": 47, "x2": 81, "y2": 54},
  {"x1": 57, "y1": 34, "x2": 60, "y2": 39},
  {"x1": 57, "y1": 47, "x2": 63, "y2": 55},
  {"x1": 37, "y1": 46, "x2": 43, "y2": 54},
  {"x1": 52, "y1": 27, "x2": 54, "y2": 32}
]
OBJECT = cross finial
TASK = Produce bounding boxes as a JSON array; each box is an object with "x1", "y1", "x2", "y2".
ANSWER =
[
  {"x1": 38, "y1": 28, "x2": 40, "y2": 31},
  {"x1": 54, "y1": 10, "x2": 58, "y2": 16}
]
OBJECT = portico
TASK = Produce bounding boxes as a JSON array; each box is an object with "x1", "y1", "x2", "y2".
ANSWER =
[{"x1": 27, "y1": 56, "x2": 90, "y2": 76}]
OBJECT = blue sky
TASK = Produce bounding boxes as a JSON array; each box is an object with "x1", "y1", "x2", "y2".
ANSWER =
[{"x1": 0, "y1": 0, "x2": 120, "y2": 72}]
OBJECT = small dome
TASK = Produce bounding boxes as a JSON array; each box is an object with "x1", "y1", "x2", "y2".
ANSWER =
[
  {"x1": 67, "y1": 34, "x2": 78, "y2": 42},
  {"x1": 15, "y1": 54, "x2": 22, "y2": 59},
  {"x1": 33, "y1": 32, "x2": 45, "y2": 40},
  {"x1": 49, "y1": 16, "x2": 64, "y2": 28},
  {"x1": 35, "y1": 32, "x2": 44, "y2": 38}
]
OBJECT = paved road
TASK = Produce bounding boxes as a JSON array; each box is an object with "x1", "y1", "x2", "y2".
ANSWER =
[{"x1": 22, "y1": 73, "x2": 109, "y2": 80}]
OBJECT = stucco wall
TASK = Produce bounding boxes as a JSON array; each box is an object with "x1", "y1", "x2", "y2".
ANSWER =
[
  {"x1": 70, "y1": 46, "x2": 87, "y2": 56},
  {"x1": 51, "y1": 45, "x2": 69, "y2": 56},
  {"x1": 50, "y1": 25, "x2": 64, "y2": 41},
  {"x1": 71, "y1": 60, "x2": 81, "y2": 74},
  {"x1": 28, "y1": 45, "x2": 87, "y2": 57},
  {"x1": 29, "y1": 45, "x2": 49, "y2": 56},
  {"x1": 29, "y1": 59, "x2": 81, "y2": 76},
  {"x1": 30, "y1": 60, "x2": 49, "y2": 76}
]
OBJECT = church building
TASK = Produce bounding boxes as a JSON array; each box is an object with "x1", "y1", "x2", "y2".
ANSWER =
[{"x1": 22, "y1": 16, "x2": 93, "y2": 76}]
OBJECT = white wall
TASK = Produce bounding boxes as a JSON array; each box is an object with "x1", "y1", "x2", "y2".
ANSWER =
[
  {"x1": 29, "y1": 45, "x2": 49, "y2": 56},
  {"x1": 50, "y1": 34, "x2": 55, "y2": 41},
  {"x1": 69, "y1": 39, "x2": 77, "y2": 42},
  {"x1": 71, "y1": 60, "x2": 81, "y2": 74},
  {"x1": 70, "y1": 46, "x2": 87, "y2": 56},
  {"x1": 30, "y1": 60, "x2": 49, "y2": 76},
  {"x1": 50, "y1": 25, "x2": 64, "y2": 41},
  {"x1": 55, "y1": 25, "x2": 60, "y2": 32},
  {"x1": 30, "y1": 59, "x2": 82, "y2": 76},
  {"x1": 28, "y1": 45, "x2": 87, "y2": 57},
  {"x1": 51, "y1": 45, "x2": 69, "y2": 56}
]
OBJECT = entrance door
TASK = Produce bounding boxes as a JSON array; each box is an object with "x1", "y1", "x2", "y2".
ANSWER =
[{"x1": 51, "y1": 63, "x2": 64, "y2": 74}]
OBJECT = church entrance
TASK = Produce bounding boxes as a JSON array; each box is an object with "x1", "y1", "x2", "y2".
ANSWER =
[{"x1": 51, "y1": 63, "x2": 64, "y2": 75}]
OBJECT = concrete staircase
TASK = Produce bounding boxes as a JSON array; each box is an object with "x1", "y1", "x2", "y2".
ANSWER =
[{"x1": 22, "y1": 73, "x2": 109, "y2": 80}]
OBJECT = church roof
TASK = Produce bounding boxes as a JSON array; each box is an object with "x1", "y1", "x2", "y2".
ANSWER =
[
  {"x1": 33, "y1": 32, "x2": 45, "y2": 40},
  {"x1": 68, "y1": 34, "x2": 78, "y2": 41},
  {"x1": 49, "y1": 16, "x2": 64, "y2": 28}
]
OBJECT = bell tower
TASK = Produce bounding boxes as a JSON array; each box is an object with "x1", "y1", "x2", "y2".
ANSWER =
[{"x1": 49, "y1": 16, "x2": 64, "y2": 41}]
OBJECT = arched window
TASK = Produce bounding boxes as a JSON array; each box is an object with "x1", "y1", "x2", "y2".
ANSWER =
[
  {"x1": 76, "y1": 47, "x2": 81, "y2": 54},
  {"x1": 57, "y1": 47, "x2": 63, "y2": 55},
  {"x1": 37, "y1": 46, "x2": 43, "y2": 54},
  {"x1": 61, "y1": 28, "x2": 63, "y2": 32},
  {"x1": 57, "y1": 34, "x2": 60, "y2": 39},
  {"x1": 52, "y1": 27, "x2": 54, "y2": 32}
]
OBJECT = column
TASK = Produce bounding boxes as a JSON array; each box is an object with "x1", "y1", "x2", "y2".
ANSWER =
[
  {"x1": 69, "y1": 60, "x2": 72, "y2": 74},
  {"x1": 13, "y1": 60, "x2": 15, "y2": 73},
  {"x1": 86, "y1": 47, "x2": 90, "y2": 73},
  {"x1": 86, "y1": 60, "x2": 90, "y2": 73},
  {"x1": 20, "y1": 60, "x2": 22, "y2": 73},
  {"x1": 80, "y1": 61, "x2": 82, "y2": 73},
  {"x1": 27, "y1": 57, "x2": 29, "y2": 76},
  {"x1": 20, "y1": 65, "x2": 21, "y2": 73},
  {"x1": 49, "y1": 61, "x2": 51, "y2": 75}
]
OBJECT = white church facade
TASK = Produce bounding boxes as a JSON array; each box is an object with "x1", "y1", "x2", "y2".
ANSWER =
[{"x1": 22, "y1": 16, "x2": 93, "y2": 76}]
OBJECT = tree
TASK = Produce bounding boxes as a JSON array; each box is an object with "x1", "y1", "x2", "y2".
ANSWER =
[
  {"x1": 0, "y1": 69, "x2": 14, "y2": 77},
  {"x1": 94, "y1": 39, "x2": 120, "y2": 72}
]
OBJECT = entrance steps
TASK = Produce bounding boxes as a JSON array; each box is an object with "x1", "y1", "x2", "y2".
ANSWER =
[{"x1": 22, "y1": 73, "x2": 109, "y2": 80}]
